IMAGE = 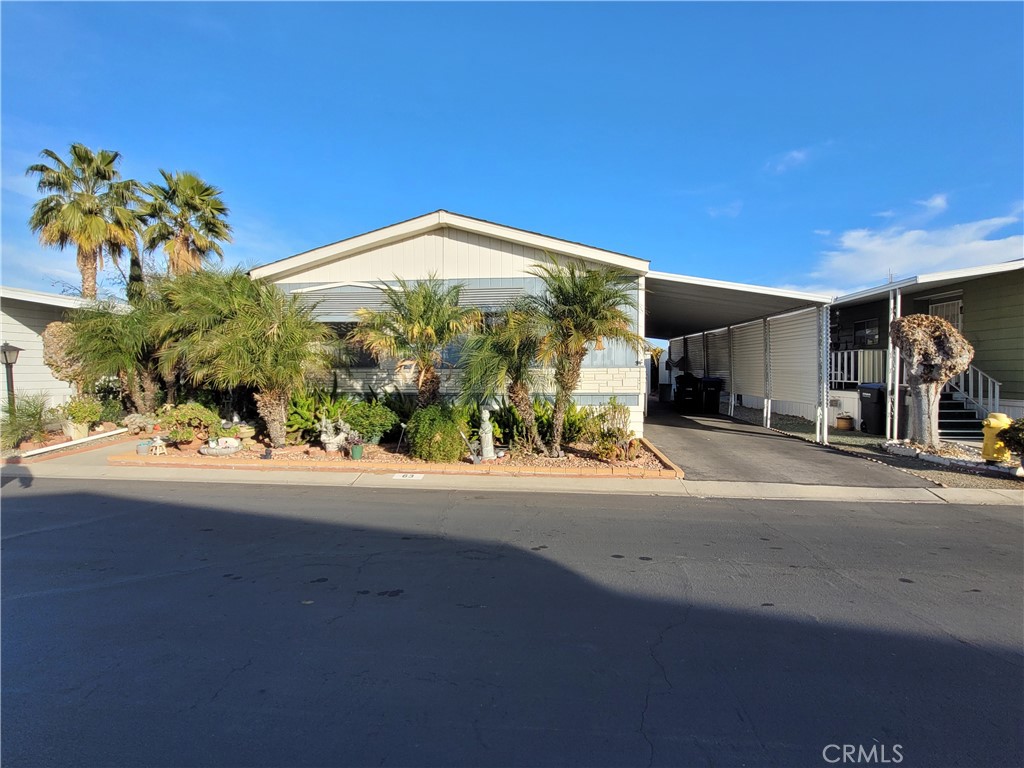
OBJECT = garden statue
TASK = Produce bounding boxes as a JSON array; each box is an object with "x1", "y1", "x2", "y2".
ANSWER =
[
  {"x1": 890, "y1": 314, "x2": 973, "y2": 449},
  {"x1": 479, "y1": 407, "x2": 496, "y2": 461},
  {"x1": 319, "y1": 415, "x2": 350, "y2": 453}
]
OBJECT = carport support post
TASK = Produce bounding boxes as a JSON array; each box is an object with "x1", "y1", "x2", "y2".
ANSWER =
[
  {"x1": 762, "y1": 318, "x2": 772, "y2": 429},
  {"x1": 885, "y1": 288, "x2": 902, "y2": 441},
  {"x1": 727, "y1": 325, "x2": 735, "y2": 418},
  {"x1": 816, "y1": 305, "x2": 830, "y2": 445}
]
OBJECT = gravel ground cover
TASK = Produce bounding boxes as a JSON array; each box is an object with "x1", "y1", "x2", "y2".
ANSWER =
[
  {"x1": 155, "y1": 440, "x2": 666, "y2": 471},
  {"x1": 731, "y1": 405, "x2": 1023, "y2": 490}
]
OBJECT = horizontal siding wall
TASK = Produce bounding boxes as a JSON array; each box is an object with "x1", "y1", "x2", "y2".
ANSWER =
[
  {"x1": 683, "y1": 334, "x2": 704, "y2": 377},
  {"x1": 961, "y1": 273, "x2": 1024, "y2": 400},
  {"x1": 0, "y1": 299, "x2": 76, "y2": 407},
  {"x1": 705, "y1": 330, "x2": 730, "y2": 390},
  {"x1": 277, "y1": 228, "x2": 616, "y2": 285},
  {"x1": 768, "y1": 309, "x2": 819, "y2": 405},
  {"x1": 312, "y1": 366, "x2": 647, "y2": 436},
  {"x1": 731, "y1": 322, "x2": 765, "y2": 398}
]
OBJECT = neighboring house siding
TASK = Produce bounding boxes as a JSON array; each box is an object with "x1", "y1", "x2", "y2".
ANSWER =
[
  {"x1": 0, "y1": 298, "x2": 76, "y2": 407},
  {"x1": 925, "y1": 273, "x2": 1024, "y2": 401}
]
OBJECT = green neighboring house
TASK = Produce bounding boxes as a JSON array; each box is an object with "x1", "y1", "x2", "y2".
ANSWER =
[{"x1": 828, "y1": 260, "x2": 1024, "y2": 438}]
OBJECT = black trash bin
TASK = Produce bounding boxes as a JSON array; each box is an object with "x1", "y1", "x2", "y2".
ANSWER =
[
  {"x1": 701, "y1": 377, "x2": 725, "y2": 414},
  {"x1": 858, "y1": 383, "x2": 887, "y2": 435},
  {"x1": 674, "y1": 373, "x2": 700, "y2": 414}
]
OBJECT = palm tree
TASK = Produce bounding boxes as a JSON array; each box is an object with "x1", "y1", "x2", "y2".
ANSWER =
[
  {"x1": 26, "y1": 144, "x2": 141, "y2": 299},
  {"x1": 349, "y1": 276, "x2": 481, "y2": 407},
  {"x1": 67, "y1": 300, "x2": 162, "y2": 413},
  {"x1": 459, "y1": 300, "x2": 546, "y2": 453},
  {"x1": 158, "y1": 270, "x2": 334, "y2": 447},
  {"x1": 528, "y1": 260, "x2": 647, "y2": 457},
  {"x1": 140, "y1": 170, "x2": 232, "y2": 275}
]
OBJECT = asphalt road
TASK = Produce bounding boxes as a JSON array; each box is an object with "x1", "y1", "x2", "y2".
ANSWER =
[{"x1": 2, "y1": 478, "x2": 1021, "y2": 768}]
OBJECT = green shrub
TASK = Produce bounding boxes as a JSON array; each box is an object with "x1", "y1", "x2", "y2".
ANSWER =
[
  {"x1": 1, "y1": 392, "x2": 53, "y2": 449},
  {"x1": 346, "y1": 400, "x2": 398, "y2": 442},
  {"x1": 158, "y1": 402, "x2": 220, "y2": 440},
  {"x1": 62, "y1": 394, "x2": 103, "y2": 425},
  {"x1": 407, "y1": 405, "x2": 466, "y2": 463},
  {"x1": 582, "y1": 398, "x2": 635, "y2": 461},
  {"x1": 999, "y1": 418, "x2": 1024, "y2": 455},
  {"x1": 286, "y1": 388, "x2": 360, "y2": 444},
  {"x1": 167, "y1": 425, "x2": 194, "y2": 444},
  {"x1": 366, "y1": 388, "x2": 418, "y2": 440},
  {"x1": 98, "y1": 397, "x2": 125, "y2": 424}
]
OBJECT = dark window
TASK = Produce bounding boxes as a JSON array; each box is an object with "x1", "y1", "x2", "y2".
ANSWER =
[
  {"x1": 853, "y1": 319, "x2": 879, "y2": 348},
  {"x1": 330, "y1": 323, "x2": 378, "y2": 368}
]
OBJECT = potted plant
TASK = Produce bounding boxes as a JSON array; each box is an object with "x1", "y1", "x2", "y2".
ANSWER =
[
  {"x1": 997, "y1": 418, "x2": 1024, "y2": 471},
  {"x1": 835, "y1": 411, "x2": 854, "y2": 431},
  {"x1": 61, "y1": 395, "x2": 103, "y2": 440},
  {"x1": 167, "y1": 425, "x2": 194, "y2": 449},
  {"x1": 348, "y1": 432, "x2": 364, "y2": 460}
]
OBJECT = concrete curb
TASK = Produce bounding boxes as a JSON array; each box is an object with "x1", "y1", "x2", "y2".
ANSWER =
[{"x1": 2, "y1": 432, "x2": 135, "y2": 465}]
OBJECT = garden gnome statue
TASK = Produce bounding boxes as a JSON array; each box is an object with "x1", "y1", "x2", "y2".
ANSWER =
[{"x1": 479, "y1": 407, "x2": 496, "y2": 461}]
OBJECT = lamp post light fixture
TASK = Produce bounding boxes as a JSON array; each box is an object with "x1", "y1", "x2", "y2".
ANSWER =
[{"x1": 1, "y1": 342, "x2": 22, "y2": 414}]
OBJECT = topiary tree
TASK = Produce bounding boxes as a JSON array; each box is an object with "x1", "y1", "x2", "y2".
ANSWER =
[
  {"x1": 42, "y1": 321, "x2": 86, "y2": 394},
  {"x1": 890, "y1": 314, "x2": 974, "y2": 449}
]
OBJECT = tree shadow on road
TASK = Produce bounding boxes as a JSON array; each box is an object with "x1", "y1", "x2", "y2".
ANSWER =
[{"x1": 2, "y1": 487, "x2": 1020, "y2": 768}]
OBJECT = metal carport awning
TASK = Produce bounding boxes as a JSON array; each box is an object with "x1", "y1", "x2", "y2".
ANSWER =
[
  {"x1": 644, "y1": 270, "x2": 832, "y2": 340},
  {"x1": 644, "y1": 270, "x2": 834, "y2": 443}
]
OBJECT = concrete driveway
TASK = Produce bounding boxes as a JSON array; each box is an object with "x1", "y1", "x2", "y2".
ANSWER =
[
  {"x1": 3, "y1": 478, "x2": 1020, "y2": 767},
  {"x1": 644, "y1": 400, "x2": 932, "y2": 486}
]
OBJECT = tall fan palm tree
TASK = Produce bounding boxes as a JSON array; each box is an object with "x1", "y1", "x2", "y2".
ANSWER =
[
  {"x1": 459, "y1": 300, "x2": 546, "y2": 453},
  {"x1": 158, "y1": 270, "x2": 334, "y2": 447},
  {"x1": 349, "y1": 276, "x2": 481, "y2": 407},
  {"x1": 26, "y1": 144, "x2": 141, "y2": 299},
  {"x1": 140, "y1": 170, "x2": 232, "y2": 275},
  {"x1": 529, "y1": 260, "x2": 647, "y2": 457}
]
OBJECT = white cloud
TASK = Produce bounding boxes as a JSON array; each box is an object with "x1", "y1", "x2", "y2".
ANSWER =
[
  {"x1": 707, "y1": 200, "x2": 743, "y2": 218},
  {"x1": 812, "y1": 210, "x2": 1022, "y2": 291},
  {"x1": 872, "y1": 210, "x2": 896, "y2": 219},
  {"x1": 813, "y1": 229, "x2": 831, "y2": 236},
  {"x1": 765, "y1": 148, "x2": 809, "y2": 174},
  {"x1": 915, "y1": 193, "x2": 948, "y2": 214}
]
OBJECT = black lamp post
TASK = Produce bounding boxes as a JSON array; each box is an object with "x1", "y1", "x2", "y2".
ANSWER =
[{"x1": 1, "y1": 342, "x2": 22, "y2": 414}]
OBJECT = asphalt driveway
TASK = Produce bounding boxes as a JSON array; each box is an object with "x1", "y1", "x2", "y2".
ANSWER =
[
  {"x1": 2, "y1": 478, "x2": 1020, "y2": 767},
  {"x1": 644, "y1": 399, "x2": 932, "y2": 486}
]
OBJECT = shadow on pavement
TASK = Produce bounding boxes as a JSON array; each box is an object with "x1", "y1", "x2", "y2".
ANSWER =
[{"x1": 2, "y1": 488, "x2": 1019, "y2": 767}]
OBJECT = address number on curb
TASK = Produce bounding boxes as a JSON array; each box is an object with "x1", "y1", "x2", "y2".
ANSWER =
[{"x1": 393, "y1": 473, "x2": 424, "y2": 480}]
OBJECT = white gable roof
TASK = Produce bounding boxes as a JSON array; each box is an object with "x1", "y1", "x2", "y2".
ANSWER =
[
  {"x1": 249, "y1": 210, "x2": 650, "y2": 282},
  {"x1": 0, "y1": 285, "x2": 94, "y2": 310}
]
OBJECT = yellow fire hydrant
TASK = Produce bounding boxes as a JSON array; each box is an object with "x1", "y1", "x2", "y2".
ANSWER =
[{"x1": 981, "y1": 412, "x2": 1013, "y2": 463}]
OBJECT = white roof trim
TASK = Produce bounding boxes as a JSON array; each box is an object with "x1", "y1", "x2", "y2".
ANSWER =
[
  {"x1": 832, "y1": 260, "x2": 1023, "y2": 305},
  {"x1": 646, "y1": 270, "x2": 832, "y2": 304},
  {"x1": 249, "y1": 210, "x2": 650, "y2": 281},
  {"x1": 0, "y1": 285, "x2": 93, "y2": 310}
]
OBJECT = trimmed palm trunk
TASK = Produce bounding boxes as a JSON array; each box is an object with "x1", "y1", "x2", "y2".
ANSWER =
[
  {"x1": 890, "y1": 314, "x2": 973, "y2": 450},
  {"x1": 418, "y1": 366, "x2": 442, "y2": 408},
  {"x1": 78, "y1": 247, "x2": 98, "y2": 299},
  {"x1": 549, "y1": 352, "x2": 586, "y2": 457},
  {"x1": 508, "y1": 380, "x2": 546, "y2": 453},
  {"x1": 255, "y1": 389, "x2": 289, "y2": 448}
]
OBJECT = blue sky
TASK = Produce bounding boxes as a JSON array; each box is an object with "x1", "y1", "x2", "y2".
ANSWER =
[{"x1": 2, "y1": 2, "x2": 1022, "y2": 298}]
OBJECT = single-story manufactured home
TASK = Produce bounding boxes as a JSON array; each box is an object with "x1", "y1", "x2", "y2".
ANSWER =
[{"x1": 250, "y1": 210, "x2": 834, "y2": 439}]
